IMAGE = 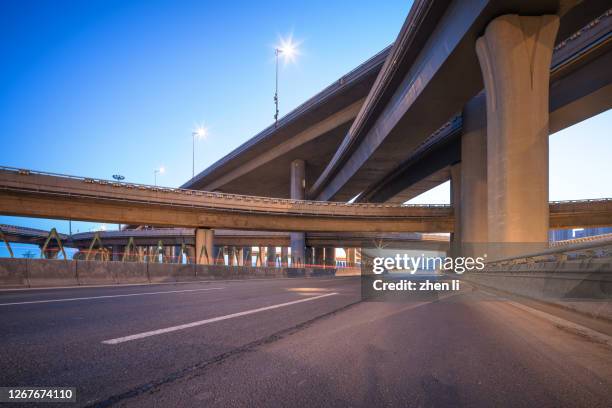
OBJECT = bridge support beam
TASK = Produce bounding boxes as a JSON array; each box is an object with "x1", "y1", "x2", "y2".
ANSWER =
[
  {"x1": 460, "y1": 93, "x2": 488, "y2": 254},
  {"x1": 290, "y1": 159, "x2": 306, "y2": 266},
  {"x1": 266, "y1": 246, "x2": 276, "y2": 267},
  {"x1": 281, "y1": 247, "x2": 288, "y2": 267},
  {"x1": 476, "y1": 15, "x2": 559, "y2": 250},
  {"x1": 194, "y1": 228, "x2": 214, "y2": 265}
]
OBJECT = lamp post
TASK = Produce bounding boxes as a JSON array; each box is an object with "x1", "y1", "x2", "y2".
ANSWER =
[
  {"x1": 274, "y1": 37, "x2": 298, "y2": 127},
  {"x1": 192, "y1": 126, "x2": 208, "y2": 178},
  {"x1": 154, "y1": 166, "x2": 165, "y2": 186}
]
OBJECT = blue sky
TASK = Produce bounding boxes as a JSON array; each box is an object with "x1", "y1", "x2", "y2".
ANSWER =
[{"x1": 0, "y1": 0, "x2": 610, "y2": 244}]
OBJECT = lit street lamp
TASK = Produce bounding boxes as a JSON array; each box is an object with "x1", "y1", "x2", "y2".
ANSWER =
[
  {"x1": 274, "y1": 36, "x2": 298, "y2": 127},
  {"x1": 192, "y1": 126, "x2": 208, "y2": 178},
  {"x1": 154, "y1": 166, "x2": 165, "y2": 186}
]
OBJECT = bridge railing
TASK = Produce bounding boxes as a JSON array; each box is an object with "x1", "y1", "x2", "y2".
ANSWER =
[
  {"x1": 486, "y1": 237, "x2": 612, "y2": 267},
  {"x1": 0, "y1": 166, "x2": 452, "y2": 212}
]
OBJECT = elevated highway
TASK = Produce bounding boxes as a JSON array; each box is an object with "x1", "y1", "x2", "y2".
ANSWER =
[
  {"x1": 0, "y1": 167, "x2": 453, "y2": 233},
  {"x1": 0, "y1": 168, "x2": 610, "y2": 234},
  {"x1": 311, "y1": 1, "x2": 612, "y2": 202}
]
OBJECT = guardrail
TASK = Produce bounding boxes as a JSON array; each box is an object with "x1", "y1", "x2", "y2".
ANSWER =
[{"x1": 487, "y1": 237, "x2": 612, "y2": 267}]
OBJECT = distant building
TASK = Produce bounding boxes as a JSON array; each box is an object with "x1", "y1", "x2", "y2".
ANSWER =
[{"x1": 549, "y1": 227, "x2": 612, "y2": 242}]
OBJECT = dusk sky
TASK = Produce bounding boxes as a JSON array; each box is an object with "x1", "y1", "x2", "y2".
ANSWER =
[{"x1": 0, "y1": 0, "x2": 610, "y2": 241}]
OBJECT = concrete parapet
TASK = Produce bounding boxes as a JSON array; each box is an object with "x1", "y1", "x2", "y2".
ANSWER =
[
  {"x1": 114, "y1": 262, "x2": 149, "y2": 284},
  {"x1": 27, "y1": 259, "x2": 77, "y2": 287},
  {"x1": 148, "y1": 263, "x2": 196, "y2": 283},
  {"x1": 0, "y1": 258, "x2": 28, "y2": 288},
  {"x1": 76, "y1": 260, "x2": 118, "y2": 285},
  {"x1": 464, "y1": 261, "x2": 612, "y2": 320},
  {"x1": 0, "y1": 259, "x2": 342, "y2": 289}
]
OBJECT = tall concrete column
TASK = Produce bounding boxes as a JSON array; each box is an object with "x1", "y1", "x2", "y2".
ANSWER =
[
  {"x1": 476, "y1": 15, "x2": 558, "y2": 246},
  {"x1": 163, "y1": 246, "x2": 173, "y2": 263},
  {"x1": 266, "y1": 246, "x2": 276, "y2": 267},
  {"x1": 461, "y1": 93, "x2": 488, "y2": 249},
  {"x1": 324, "y1": 247, "x2": 335, "y2": 268},
  {"x1": 314, "y1": 247, "x2": 324, "y2": 266},
  {"x1": 257, "y1": 246, "x2": 265, "y2": 266},
  {"x1": 195, "y1": 228, "x2": 214, "y2": 264},
  {"x1": 242, "y1": 247, "x2": 252, "y2": 267},
  {"x1": 281, "y1": 247, "x2": 289, "y2": 267},
  {"x1": 290, "y1": 159, "x2": 306, "y2": 266},
  {"x1": 302, "y1": 247, "x2": 311, "y2": 266},
  {"x1": 346, "y1": 248, "x2": 356, "y2": 267},
  {"x1": 450, "y1": 163, "x2": 462, "y2": 257}
]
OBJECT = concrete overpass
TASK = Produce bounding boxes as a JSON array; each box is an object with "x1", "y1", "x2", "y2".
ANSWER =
[
  {"x1": 177, "y1": 2, "x2": 611, "y2": 261},
  {"x1": 310, "y1": 1, "x2": 611, "y2": 203},
  {"x1": 1, "y1": 167, "x2": 611, "y2": 263}
]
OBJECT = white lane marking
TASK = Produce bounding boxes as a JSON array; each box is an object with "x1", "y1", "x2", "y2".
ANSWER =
[
  {"x1": 0, "y1": 287, "x2": 225, "y2": 306},
  {"x1": 102, "y1": 292, "x2": 339, "y2": 345}
]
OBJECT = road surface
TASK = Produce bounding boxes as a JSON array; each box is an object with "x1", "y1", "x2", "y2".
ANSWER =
[{"x1": 1, "y1": 277, "x2": 610, "y2": 407}]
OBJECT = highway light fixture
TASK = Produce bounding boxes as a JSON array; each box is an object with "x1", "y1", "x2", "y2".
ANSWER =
[
  {"x1": 274, "y1": 36, "x2": 299, "y2": 127},
  {"x1": 192, "y1": 126, "x2": 208, "y2": 178},
  {"x1": 154, "y1": 166, "x2": 165, "y2": 186}
]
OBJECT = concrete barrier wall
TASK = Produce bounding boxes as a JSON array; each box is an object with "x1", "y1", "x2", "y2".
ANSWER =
[
  {"x1": 148, "y1": 263, "x2": 196, "y2": 283},
  {"x1": 0, "y1": 259, "x2": 340, "y2": 289},
  {"x1": 77, "y1": 260, "x2": 117, "y2": 285},
  {"x1": 114, "y1": 262, "x2": 149, "y2": 284},
  {"x1": 464, "y1": 260, "x2": 612, "y2": 321},
  {"x1": 0, "y1": 258, "x2": 28, "y2": 288},
  {"x1": 27, "y1": 259, "x2": 78, "y2": 287}
]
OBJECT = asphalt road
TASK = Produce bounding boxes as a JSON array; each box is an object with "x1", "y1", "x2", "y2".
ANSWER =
[{"x1": 1, "y1": 277, "x2": 611, "y2": 407}]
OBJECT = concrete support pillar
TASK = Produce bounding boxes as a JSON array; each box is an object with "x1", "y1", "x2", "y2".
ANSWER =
[
  {"x1": 242, "y1": 247, "x2": 252, "y2": 267},
  {"x1": 476, "y1": 15, "x2": 558, "y2": 248},
  {"x1": 461, "y1": 93, "x2": 488, "y2": 250},
  {"x1": 290, "y1": 159, "x2": 306, "y2": 266},
  {"x1": 281, "y1": 247, "x2": 289, "y2": 267},
  {"x1": 195, "y1": 228, "x2": 214, "y2": 265},
  {"x1": 324, "y1": 247, "x2": 335, "y2": 268},
  {"x1": 266, "y1": 246, "x2": 276, "y2": 267},
  {"x1": 163, "y1": 246, "x2": 173, "y2": 263},
  {"x1": 450, "y1": 163, "x2": 462, "y2": 256},
  {"x1": 346, "y1": 248, "x2": 356, "y2": 267},
  {"x1": 314, "y1": 247, "x2": 324, "y2": 266},
  {"x1": 257, "y1": 246, "x2": 265, "y2": 267}
]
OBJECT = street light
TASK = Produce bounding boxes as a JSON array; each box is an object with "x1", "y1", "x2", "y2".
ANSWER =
[
  {"x1": 154, "y1": 166, "x2": 165, "y2": 186},
  {"x1": 274, "y1": 36, "x2": 299, "y2": 127},
  {"x1": 192, "y1": 126, "x2": 208, "y2": 178}
]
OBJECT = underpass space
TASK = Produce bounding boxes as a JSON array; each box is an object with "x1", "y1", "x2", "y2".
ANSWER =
[{"x1": 0, "y1": 277, "x2": 361, "y2": 405}]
